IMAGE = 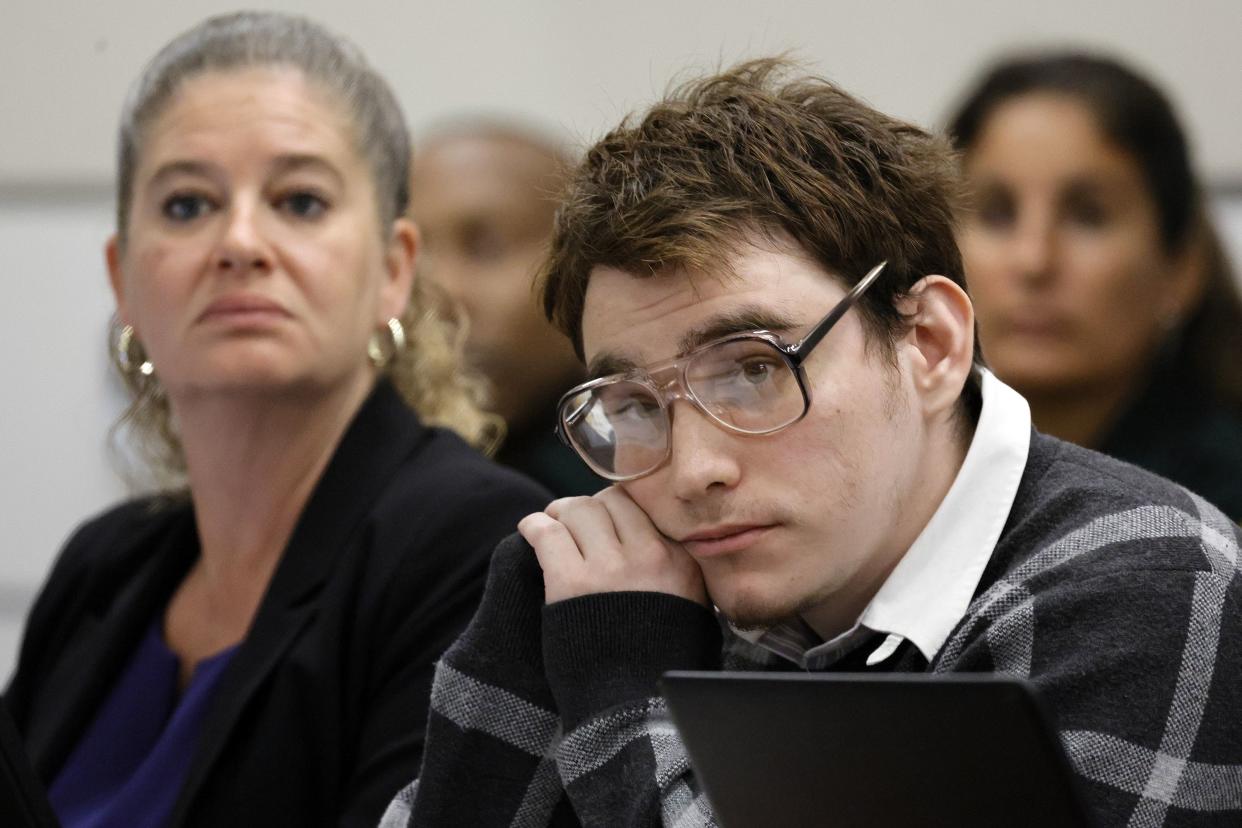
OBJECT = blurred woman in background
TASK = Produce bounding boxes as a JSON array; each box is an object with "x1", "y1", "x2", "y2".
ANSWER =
[
  {"x1": 949, "y1": 52, "x2": 1242, "y2": 519},
  {"x1": 4, "y1": 12, "x2": 546, "y2": 827}
]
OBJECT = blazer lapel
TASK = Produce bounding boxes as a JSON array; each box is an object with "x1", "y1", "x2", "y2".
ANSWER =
[
  {"x1": 28, "y1": 505, "x2": 197, "y2": 779},
  {"x1": 170, "y1": 381, "x2": 429, "y2": 824}
]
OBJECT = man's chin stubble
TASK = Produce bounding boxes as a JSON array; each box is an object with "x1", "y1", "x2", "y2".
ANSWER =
[
  {"x1": 720, "y1": 597, "x2": 803, "y2": 632},
  {"x1": 719, "y1": 586, "x2": 832, "y2": 633}
]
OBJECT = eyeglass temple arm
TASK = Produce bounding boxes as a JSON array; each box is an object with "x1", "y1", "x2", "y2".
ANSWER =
[
  {"x1": 789, "y1": 261, "x2": 888, "y2": 359},
  {"x1": 555, "y1": 395, "x2": 593, "y2": 446},
  {"x1": 563, "y1": 398, "x2": 591, "y2": 427}
]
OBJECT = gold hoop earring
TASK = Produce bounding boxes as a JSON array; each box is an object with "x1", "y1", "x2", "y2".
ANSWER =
[
  {"x1": 114, "y1": 323, "x2": 155, "y2": 378},
  {"x1": 368, "y1": 317, "x2": 406, "y2": 368}
]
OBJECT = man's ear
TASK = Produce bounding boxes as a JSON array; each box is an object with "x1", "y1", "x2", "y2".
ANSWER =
[
  {"x1": 897, "y1": 275, "x2": 975, "y2": 421},
  {"x1": 105, "y1": 234, "x2": 130, "y2": 327},
  {"x1": 379, "y1": 217, "x2": 419, "y2": 324}
]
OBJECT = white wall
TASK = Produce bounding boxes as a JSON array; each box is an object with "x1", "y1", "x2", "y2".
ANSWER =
[
  {"x1": 2, "y1": 0, "x2": 1241, "y2": 679},
  {"x1": 4, "y1": 0, "x2": 1242, "y2": 185},
  {"x1": 0, "y1": 188, "x2": 130, "y2": 678}
]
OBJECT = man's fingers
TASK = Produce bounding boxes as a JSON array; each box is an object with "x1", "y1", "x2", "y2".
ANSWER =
[
  {"x1": 597, "y1": 486, "x2": 708, "y2": 605},
  {"x1": 544, "y1": 496, "x2": 622, "y2": 563},
  {"x1": 595, "y1": 485, "x2": 671, "y2": 550},
  {"x1": 518, "y1": 512, "x2": 583, "y2": 577},
  {"x1": 520, "y1": 492, "x2": 708, "y2": 606}
]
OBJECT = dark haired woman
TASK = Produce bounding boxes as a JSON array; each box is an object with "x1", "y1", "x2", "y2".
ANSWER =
[{"x1": 949, "y1": 52, "x2": 1242, "y2": 520}]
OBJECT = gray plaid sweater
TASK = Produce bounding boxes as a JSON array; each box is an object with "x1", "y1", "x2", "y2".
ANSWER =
[{"x1": 384, "y1": 433, "x2": 1242, "y2": 827}]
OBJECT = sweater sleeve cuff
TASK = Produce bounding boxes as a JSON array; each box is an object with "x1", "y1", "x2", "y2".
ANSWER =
[
  {"x1": 542, "y1": 591, "x2": 722, "y2": 729},
  {"x1": 447, "y1": 532, "x2": 546, "y2": 670}
]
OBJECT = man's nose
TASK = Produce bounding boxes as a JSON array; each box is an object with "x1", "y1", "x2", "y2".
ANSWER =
[{"x1": 664, "y1": 400, "x2": 742, "y2": 501}]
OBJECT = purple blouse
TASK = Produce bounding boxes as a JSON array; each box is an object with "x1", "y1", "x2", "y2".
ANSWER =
[{"x1": 47, "y1": 620, "x2": 237, "y2": 828}]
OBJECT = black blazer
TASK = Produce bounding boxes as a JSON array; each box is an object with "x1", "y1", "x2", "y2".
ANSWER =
[{"x1": 5, "y1": 381, "x2": 549, "y2": 827}]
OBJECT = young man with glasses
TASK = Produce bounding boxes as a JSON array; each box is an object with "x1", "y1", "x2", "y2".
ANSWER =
[{"x1": 385, "y1": 60, "x2": 1242, "y2": 827}]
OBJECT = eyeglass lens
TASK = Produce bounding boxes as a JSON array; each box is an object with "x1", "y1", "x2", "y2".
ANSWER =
[
  {"x1": 562, "y1": 339, "x2": 804, "y2": 479},
  {"x1": 685, "y1": 339, "x2": 804, "y2": 430}
]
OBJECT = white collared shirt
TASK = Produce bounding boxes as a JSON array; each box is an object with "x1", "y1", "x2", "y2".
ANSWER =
[{"x1": 737, "y1": 369, "x2": 1031, "y2": 668}]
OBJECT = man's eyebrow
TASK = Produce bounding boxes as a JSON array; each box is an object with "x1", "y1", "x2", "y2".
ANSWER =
[
  {"x1": 585, "y1": 352, "x2": 641, "y2": 380},
  {"x1": 585, "y1": 305, "x2": 801, "y2": 380},
  {"x1": 677, "y1": 306, "x2": 799, "y2": 354}
]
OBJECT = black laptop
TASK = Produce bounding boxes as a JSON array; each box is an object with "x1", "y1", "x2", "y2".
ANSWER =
[
  {"x1": 0, "y1": 701, "x2": 59, "y2": 828},
  {"x1": 660, "y1": 672, "x2": 1093, "y2": 828}
]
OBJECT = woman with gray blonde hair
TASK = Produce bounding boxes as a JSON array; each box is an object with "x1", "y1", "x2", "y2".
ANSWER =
[{"x1": 5, "y1": 12, "x2": 547, "y2": 827}]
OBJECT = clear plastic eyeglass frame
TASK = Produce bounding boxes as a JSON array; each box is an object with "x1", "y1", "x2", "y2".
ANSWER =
[{"x1": 556, "y1": 261, "x2": 888, "y2": 481}]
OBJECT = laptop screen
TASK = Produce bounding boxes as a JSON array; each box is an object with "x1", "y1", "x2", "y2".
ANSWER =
[{"x1": 660, "y1": 671, "x2": 1093, "y2": 828}]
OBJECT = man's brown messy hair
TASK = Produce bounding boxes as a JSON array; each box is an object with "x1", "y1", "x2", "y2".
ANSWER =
[{"x1": 542, "y1": 57, "x2": 982, "y2": 419}]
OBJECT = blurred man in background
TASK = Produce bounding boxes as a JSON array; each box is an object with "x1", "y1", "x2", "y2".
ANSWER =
[{"x1": 409, "y1": 123, "x2": 601, "y2": 495}]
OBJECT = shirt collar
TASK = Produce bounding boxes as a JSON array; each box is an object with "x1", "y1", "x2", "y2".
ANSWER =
[
  {"x1": 855, "y1": 369, "x2": 1030, "y2": 660},
  {"x1": 734, "y1": 369, "x2": 1031, "y2": 665}
]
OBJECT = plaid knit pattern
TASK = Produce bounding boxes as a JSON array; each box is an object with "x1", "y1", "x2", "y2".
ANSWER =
[{"x1": 388, "y1": 433, "x2": 1242, "y2": 827}]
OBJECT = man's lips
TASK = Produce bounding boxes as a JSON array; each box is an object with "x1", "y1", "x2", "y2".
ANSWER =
[
  {"x1": 679, "y1": 525, "x2": 775, "y2": 558},
  {"x1": 197, "y1": 294, "x2": 291, "y2": 323}
]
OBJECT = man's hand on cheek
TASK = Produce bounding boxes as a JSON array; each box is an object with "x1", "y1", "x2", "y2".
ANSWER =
[{"x1": 518, "y1": 486, "x2": 708, "y2": 606}]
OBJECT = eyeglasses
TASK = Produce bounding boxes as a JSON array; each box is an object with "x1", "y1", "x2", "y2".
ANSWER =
[{"x1": 556, "y1": 261, "x2": 887, "y2": 481}]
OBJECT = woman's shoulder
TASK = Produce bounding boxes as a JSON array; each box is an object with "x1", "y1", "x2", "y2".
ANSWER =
[
  {"x1": 46, "y1": 496, "x2": 191, "y2": 589},
  {"x1": 383, "y1": 424, "x2": 552, "y2": 517},
  {"x1": 1100, "y1": 377, "x2": 1242, "y2": 519},
  {"x1": 10, "y1": 497, "x2": 192, "y2": 694},
  {"x1": 341, "y1": 383, "x2": 551, "y2": 524},
  {"x1": 344, "y1": 426, "x2": 546, "y2": 580}
]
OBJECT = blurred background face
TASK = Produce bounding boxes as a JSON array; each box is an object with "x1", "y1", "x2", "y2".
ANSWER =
[
  {"x1": 111, "y1": 68, "x2": 409, "y2": 402},
  {"x1": 958, "y1": 93, "x2": 1190, "y2": 399},
  {"x1": 409, "y1": 130, "x2": 581, "y2": 430}
]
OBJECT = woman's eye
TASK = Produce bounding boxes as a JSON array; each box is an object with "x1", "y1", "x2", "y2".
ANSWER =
[
  {"x1": 278, "y1": 191, "x2": 329, "y2": 219},
  {"x1": 161, "y1": 193, "x2": 215, "y2": 223},
  {"x1": 1063, "y1": 198, "x2": 1109, "y2": 230},
  {"x1": 461, "y1": 222, "x2": 508, "y2": 263},
  {"x1": 974, "y1": 193, "x2": 1015, "y2": 230}
]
